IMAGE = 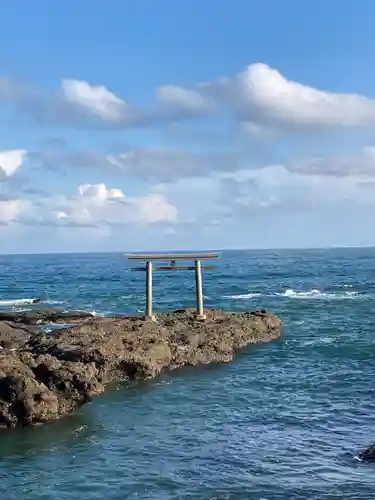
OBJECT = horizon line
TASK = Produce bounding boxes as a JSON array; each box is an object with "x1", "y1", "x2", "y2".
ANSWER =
[{"x1": 1, "y1": 244, "x2": 375, "y2": 257}]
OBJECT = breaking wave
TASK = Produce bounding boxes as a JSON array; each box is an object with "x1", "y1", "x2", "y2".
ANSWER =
[
  {"x1": 225, "y1": 289, "x2": 360, "y2": 300},
  {"x1": 224, "y1": 293, "x2": 262, "y2": 300},
  {"x1": 0, "y1": 298, "x2": 64, "y2": 307},
  {"x1": 0, "y1": 298, "x2": 42, "y2": 306},
  {"x1": 279, "y1": 289, "x2": 359, "y2": 299}
]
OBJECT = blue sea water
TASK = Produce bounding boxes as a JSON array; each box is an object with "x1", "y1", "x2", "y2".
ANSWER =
[{"x1": 0, "y1": 248, "x2": 375, "y2": 499}]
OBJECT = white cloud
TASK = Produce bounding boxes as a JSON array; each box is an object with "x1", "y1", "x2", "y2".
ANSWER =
[
  {"x1": 154, "y1": 153, "x2": 375, "y2": 230},
  {"x1": 288, "y1": 146, "x2": 375, "y2": 178},
  {"x1": 217, "y1": 166, "x2": 364, "y2": 213},
  {"x1": 61, "y1": 79, "x2": 130, "y2": 123},
  {"x1": 0, "y1": 182, "x2": 177, "y2": 229},
  {"x1": 156, "y1": 84, "x2": 210, "y2": 114},
  {"x1": 0, "y1": 76, "x2": 141, "y2": 127},
  {"x1": 53, "y1": 183, "x2": 177, "y2": 227},
  {"x1": 23, "y1": 139, "x2": 375, "y2": 229},
  {"x1": 12, "y1": 137, "x2": 375, "y2": 225},
  {"x1": 30, "y1": 137, "x2": 375, "y2": 184},
  {"x1": 125, "y1": 193, "x2": 178, "y2": 224},
  {"x1": 2, "y1": 152, "x2": 375, "y2": 249},
  {"x1": 105, "y1": 148, "x2": 243, "y2": 181},
  {"x1": 0, "y1": 149, "x2": 27, "y2": 177},
  {"x1": 32, "y1": 147, "x2": 242, "y2": 182},
  {"x1": 78, "y1": 182, "x2": 125, "y2": 202},
  {"x1": 0, "y1": 199, "x2": 31, "y2": 223},
  {"x1": 4, "y1": 62, "x2": 375, "y2": 133},
  {"x1": 5, "y1": 62, "x2": 375, "y2": 250},
  {"x1": 201, "y1": 63, "x2": 375, "y2": 132}
]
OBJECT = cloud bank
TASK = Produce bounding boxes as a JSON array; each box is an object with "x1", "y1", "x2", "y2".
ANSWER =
[
  {"x1": 2, "y1": 61, "x2": 375, "y2": 250},
  {"x1": 2, "y1": 63, "x2": 375, "y2": 133}
]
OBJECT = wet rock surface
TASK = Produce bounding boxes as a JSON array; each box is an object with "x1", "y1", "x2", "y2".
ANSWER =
[
  {"x1": 358, "y1": 444, "x2": 375, "y2": 461},
  {"x1": 0, "y1": 322, "x2": 35, "y2": 349},
  {"x1": 0, "y1": 308, "x2": 282, "y2": 429},
  {"x1": 0, "y1": 308, "x2": 94, "y2": 325}
]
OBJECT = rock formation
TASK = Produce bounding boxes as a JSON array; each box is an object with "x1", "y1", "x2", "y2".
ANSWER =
[{"x1": 0, "y1": 308, "x2": 282, "y2": 429}]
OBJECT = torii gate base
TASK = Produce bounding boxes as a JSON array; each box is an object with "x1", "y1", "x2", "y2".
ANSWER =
[{"x1": 126, "y1": 253, "x2": 220, "y2": 321}]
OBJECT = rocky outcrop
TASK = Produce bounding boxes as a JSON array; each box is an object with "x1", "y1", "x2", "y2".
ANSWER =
[{"x1": 0, "y1": 308, "x2": 282, "y2": 429}]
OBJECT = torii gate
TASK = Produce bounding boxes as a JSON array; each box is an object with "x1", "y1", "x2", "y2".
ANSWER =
[{"x1": 126, "y1": 252, "x2": 220, "y2": 321}]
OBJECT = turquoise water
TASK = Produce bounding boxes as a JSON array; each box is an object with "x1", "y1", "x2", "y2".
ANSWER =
[{"x1": 0, "y1": 248, "x2": 375, "y2": 499}]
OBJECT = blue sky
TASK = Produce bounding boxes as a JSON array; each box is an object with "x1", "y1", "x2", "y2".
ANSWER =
[{"x1": 1, "y1": 0, "x2": 375, "y2": 253}]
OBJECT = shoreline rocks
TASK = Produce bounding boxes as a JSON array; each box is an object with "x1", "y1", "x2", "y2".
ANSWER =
[
  {"x1": 0, "y1": 308, "x2": 94, "y2": 325},
  {"x1": 0, "y1": 308, "x2": 282, "y2": 429}
]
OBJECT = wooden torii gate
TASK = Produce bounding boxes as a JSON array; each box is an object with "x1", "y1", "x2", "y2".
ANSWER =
[{"x1": 126, "y1": 252, "x2": 220, "y2": 321}]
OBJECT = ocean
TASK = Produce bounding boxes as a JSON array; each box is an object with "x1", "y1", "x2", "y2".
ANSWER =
[{"x1": 0, "y1": 248, "x2": 374, "y2": 499}]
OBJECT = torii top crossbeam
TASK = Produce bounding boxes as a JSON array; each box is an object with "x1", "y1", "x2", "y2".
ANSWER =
[
  {"x1": 126, "y1": 252, "x2": 220, "y2": 260},
  {"x1": 125, "y1": 252, "x2": 220, "y2": 320}
]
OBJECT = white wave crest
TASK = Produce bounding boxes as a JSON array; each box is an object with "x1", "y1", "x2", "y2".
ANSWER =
[
  {"x1": 302, "y1": 337, "x2": 335, "y2": 346},
  {"x1": 280, "y1": 289, "x2": 359, "y2": 299},
  {"x1": 0, "y1": 298, "x2": 65, "y2": 307},
  {"x1": 90, "y1": 310, "x2": 105, "y2": 317},
  {"x1": 0, "y1": 298, "x2": 42, "y2": 306},
  {"x1": 223, "y1": 288, "x2": 360, "y2": 301},
  {"x1": 224, "y1": 293, "x2": 262, "y2": 300}
]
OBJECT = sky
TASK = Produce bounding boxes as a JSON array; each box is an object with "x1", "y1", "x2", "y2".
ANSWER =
[{"x1": 1, "y1": 0, "x2": 375, "y2": 253}]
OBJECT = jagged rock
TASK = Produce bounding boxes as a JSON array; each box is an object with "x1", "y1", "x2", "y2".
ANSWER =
[{"x1": 0, "y1": 308, "x2": 282, "y2": 429}]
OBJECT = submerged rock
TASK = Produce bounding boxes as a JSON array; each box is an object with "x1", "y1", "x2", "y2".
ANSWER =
[{"x1": 0, "y1": 308, "x2": 282, "y2": 429}]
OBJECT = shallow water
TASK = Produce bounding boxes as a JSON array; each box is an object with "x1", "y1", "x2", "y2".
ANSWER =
[{"x1": 1, "y1": 248, "x2": 375, "y2": 499}]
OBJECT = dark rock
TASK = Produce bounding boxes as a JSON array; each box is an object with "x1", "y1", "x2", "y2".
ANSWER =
[
  {"x1": 0, "y1": 308, "x2": 94, "y2": 325},
  {"x1": 0, "y1": 321, "x2": 39, "y2": 349},
  {"x1": 358, "y1": 444, "x2": 375, "y2": 461},
  {"x1": 0, "y1": 308, "x2": 282, "y2": 429}
]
